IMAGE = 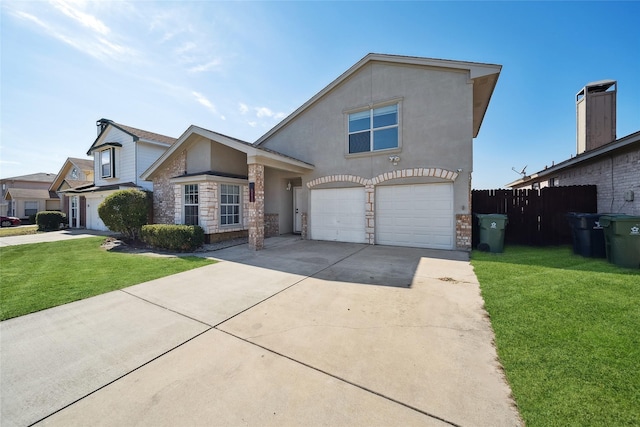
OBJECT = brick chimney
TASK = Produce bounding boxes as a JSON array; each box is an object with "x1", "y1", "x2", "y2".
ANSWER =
[{"x1": 576, "y1": 80, "x2": 616, "y2": 154}]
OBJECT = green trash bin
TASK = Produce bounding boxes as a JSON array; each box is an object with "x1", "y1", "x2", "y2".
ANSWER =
[
  {"x1": 599, "y1": 215, "x2": 640, "y2": 269},
  {"x1": 476, "y1": 214, "x2": 508, "y2": 253}
]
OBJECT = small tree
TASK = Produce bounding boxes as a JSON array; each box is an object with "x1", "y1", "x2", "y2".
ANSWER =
[{"x1": 98, "y1": 189, "x2": 152, "y2": 241}]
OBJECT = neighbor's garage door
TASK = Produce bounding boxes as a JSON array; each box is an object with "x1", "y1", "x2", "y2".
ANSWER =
[
  {"x1": 310, "y1": 188, "x2": 365, "y2": 243},
  {"x1": 376, "y1": 183, "x2": 454, "y2": 249}
]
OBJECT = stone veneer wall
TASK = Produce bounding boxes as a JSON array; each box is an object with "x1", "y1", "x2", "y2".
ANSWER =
[
  {"x1": 264, "y1": 213, "x2": 279, "y2": 237},
  {"x1": 248, "y1": 164, "x2": 265, "y2": 250},
  {"x1": 152, "y1": 152, "x2": 186, "y2": 224},
  {"x1": 301, "y1": 213, "x2": 308, "y2": 239},
  {"x1": 456, "y1": 214, "x2": 472, "y2": 250}
]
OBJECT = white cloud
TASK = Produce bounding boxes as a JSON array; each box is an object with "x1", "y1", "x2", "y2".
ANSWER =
[
  {"x1": 247, "y1": 121, "x2": 258, "y2": 128},
  {"x1": 239, "y1": 103, "x2": 249, "y2": 114},
  {"x1": 192, "y1": 91, "x2": 217, "y2": 113},
  {"x1": 189, "y1": 58, "x2": 222, "y2": 73},
  {"x1": 50, "y1": 0, "x2": 110, "y2": 35},
  {"x1": 254, "y1": 106, "x2": 287, "y2": 121},
  {"x1": 9, "y1": 2, "x2": 139, "y2": 64}
]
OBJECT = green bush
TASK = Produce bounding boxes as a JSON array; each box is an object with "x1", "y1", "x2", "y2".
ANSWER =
[
  {"x1": 98, "y1": 189, "x2": 152, "y2": 240},
  {"x1": 141, "y1": 224, "x2": 205, "y2": 252},
  {"x1": 35, "y1": 211, "x2": 67, "y2": 231}
]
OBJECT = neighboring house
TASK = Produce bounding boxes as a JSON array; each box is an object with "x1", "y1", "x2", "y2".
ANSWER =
[
  {"x1": 64, "y1": 119, "x2": 177, "y2": 230},
  {"x1": 507, "y1": 80, "x2": 639, "y2": 216},
  {"x1": 49, "y1": 157, "x2": 94, "y2": 228},
  {"x1": 143, "y1": 53, "x2": 501, "y2": 251},
  {"x1": 1, "y1": 173, "x2": 59, "y2": 220}
]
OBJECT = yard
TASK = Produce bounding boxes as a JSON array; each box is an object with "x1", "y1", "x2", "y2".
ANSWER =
[
  {"x1": 472, "y1": 246, "x2": 639, "y2": 426},
  {"x1": 0, "y1": 237, "x2": 214, "y2": 320}
]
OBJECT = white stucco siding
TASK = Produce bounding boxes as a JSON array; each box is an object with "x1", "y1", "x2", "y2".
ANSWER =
[{"x1": 260, "y1": 61, "x2": 474, "y2": 216}]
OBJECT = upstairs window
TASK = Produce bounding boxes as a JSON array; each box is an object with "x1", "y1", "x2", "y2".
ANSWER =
[
  {"x1": 100, "y1": 148, "x2": 116, "y2": 178},
  {"x1": 348, "y1": 104, "x2": 398, "y2": 154}
]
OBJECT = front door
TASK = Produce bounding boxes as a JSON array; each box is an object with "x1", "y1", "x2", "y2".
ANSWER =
[
  {"x1": 70, "y1": 196, "x2": 79, "y2": 228},
  {"x1": 293, "y1": 187, "x2": 303, "y2": 234}
]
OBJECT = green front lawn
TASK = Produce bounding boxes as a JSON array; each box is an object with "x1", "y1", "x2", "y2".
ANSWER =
[
  {"x1": 0, "y1": 237, "x2": 215, "y2": 320},
  {"x1": 472, "y1": 246, "x2": 639, "y2": 426}
]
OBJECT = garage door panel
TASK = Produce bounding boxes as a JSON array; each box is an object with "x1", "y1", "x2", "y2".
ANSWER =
[
  {"x1": 310, "y1": 188, "x2": 365, "y2": 244},
  {"x1": 376, "y1": 183, "x2": 454, "y2": 250}
]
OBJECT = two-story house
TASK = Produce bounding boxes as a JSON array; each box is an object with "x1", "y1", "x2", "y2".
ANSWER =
[
  {"x1": 143, "y1": 54, "x2": 501, "y2": 251},
  {"x1": 1, "y1": 173, "x2": 59, "y2": 221},
  {"x1": 65, "y1": 119, "x2": 177, "y2": 230},
  {"x1": 49, "y1": 157, "x2": 94, "y2": 228}
]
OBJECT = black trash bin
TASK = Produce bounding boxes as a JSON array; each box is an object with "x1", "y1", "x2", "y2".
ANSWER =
[{"x1": 567, "y1": 213, "x2": 606, "y2": 258}]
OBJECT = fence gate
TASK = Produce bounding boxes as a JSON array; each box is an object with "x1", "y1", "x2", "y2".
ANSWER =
[{"x1": 472, "y1": 186, "x2": 597, "y2": 246}]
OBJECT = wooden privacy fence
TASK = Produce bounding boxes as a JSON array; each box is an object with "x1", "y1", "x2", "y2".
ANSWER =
[{"x1": 472, "y1": 186, "x2": 597, "y2": 246}]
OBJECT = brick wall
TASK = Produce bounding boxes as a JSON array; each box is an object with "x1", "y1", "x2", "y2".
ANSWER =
[
  {"x1": 555, "y1": 146, "x2": 639, "y2": 215},
  {"x1": 456, "y1": 214, "x2": 472, "y2": 250},
  {"x1": 264, "y1": 213, "x2": 279, "y2": 237},
  {"x1": 152, "y1": 152, "x2": 186, "y2": 224}
]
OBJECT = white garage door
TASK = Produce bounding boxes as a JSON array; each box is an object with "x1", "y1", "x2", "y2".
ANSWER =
[
  {"x1": 376, "y1": 183, "x2": 454, "y2": 249},
  {"x1": 310, "y1": 188, "x2": 365, "y2": 243},
  {"x1": 85, "y1": 194, "x2": 108, "y2": 231}
]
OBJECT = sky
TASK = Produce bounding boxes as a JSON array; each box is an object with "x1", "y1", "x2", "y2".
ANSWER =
[{"x1": 1, "y1": 0, "x2": 639, "y2": 189}]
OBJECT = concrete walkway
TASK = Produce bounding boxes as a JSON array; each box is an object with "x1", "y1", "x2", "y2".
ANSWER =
[
  {"x1": 0, "y1": 236, "x2": 522, "y2": 427},
  {"x1": 0, "y1": 228, "x2": 116, "y2": 247}
]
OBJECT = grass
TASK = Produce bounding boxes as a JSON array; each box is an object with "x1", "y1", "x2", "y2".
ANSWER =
[
  {"x1": 471, "y1": 246, "x2": 640, "y2": 426},
  {"x1": 0, "y1": 225, "x2": 38, "y2": 237},
  {"x1": 0, "y1": 237, "x2": 215, "y2": 321}
]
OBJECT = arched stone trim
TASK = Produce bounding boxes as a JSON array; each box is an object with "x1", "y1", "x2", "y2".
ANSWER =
[
  {"x1": 372, "y1": 167, "x2": 459, "y2": 185},
  {"x1": 306, "y1": 168, "x2": 459, "y2": 189},
  {"x1": 306, "y1": 174, "x2": 367, "y2": 188}
]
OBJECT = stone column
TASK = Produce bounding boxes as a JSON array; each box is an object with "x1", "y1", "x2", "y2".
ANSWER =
[
  {"x1": 365, "y1": 183, "x2": 375, "y2": 244},
  {"x1": 248, "y1": 163, "x2": 265, "y2": 250}
]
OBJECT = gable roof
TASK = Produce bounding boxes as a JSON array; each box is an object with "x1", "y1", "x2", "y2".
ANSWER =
[
  {"x1": 87, "y1": 119, "x2": 177, "y2": 155},
  {"x1": 506, "y1": 130, "x2": 640, "y2": 188},
  {"x1": 4, "y1": 188, "x2": 58, "y2": 200},
  {"x1": 1, "y1": 172, "x2": 56, "y2": 183},
  {"x1": 141, "y1": 125, "x2": 314, "y2": 181},
  {"x1": 49, "y1": 157, "x2": 95, "y2": 192},
  {"x1": 255, "y1": 53, "x2": 502, "y2": 145}
]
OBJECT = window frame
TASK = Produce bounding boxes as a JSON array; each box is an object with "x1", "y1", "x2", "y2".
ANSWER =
[
  {"x1": 346, "y1": 100, "x2": 402, "y2": 156},
  {"x1": 220, "y1": 183, "x2": 241, "y2": 227},
  {"x1": 24, "y1": 201, "x2": 38, "y2": 217},
  {"x1": 100, "y1": 147, "x2": 116, "y2": 179},
  {"x1": 183, "y1": 184, "x2": 199, "y2": 226}
]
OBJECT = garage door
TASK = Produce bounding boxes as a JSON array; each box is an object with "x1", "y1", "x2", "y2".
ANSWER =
[
  {"x1": 310, "y1": 188, "x2": 365, "y2": 243},
  {"x1": 85, "y1": 194, "x2": 108, "y2": 231},
  {"x1": 376, "y1": 183, "x2": 454, "y2": 249}
]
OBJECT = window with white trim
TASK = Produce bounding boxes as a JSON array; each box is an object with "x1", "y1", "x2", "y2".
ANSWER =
[
  {"x1": 184, "y1": 184, "x2": 199, "y2": 225},
  {"x1": 24, "y1": 201, "x2": 38, "y2": 217},
  {"x1": 220, "y1": 184, "x2": 241, "y2": 226},
  {"x1": 100, "y1": 148, "x2": 116, "y2": 178},
  {"x1": 348, "y1": 104, "x2": 399, "y2": 153}
]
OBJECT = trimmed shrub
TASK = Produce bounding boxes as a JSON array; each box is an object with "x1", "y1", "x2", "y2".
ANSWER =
[
  {"x1": 141, "y1": 224, "x2": 205, "y2": 252},
  {"x1": 36, "y1": 211, "x2": 67, "y2": 231},
  {"x1": 98, "y1": 189, "x2": 152, "y2": 240}
]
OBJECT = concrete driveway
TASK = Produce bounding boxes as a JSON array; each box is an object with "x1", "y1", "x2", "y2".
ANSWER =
[{"x1": 0, "y1": 237, "x2": 522, "y2": 426}]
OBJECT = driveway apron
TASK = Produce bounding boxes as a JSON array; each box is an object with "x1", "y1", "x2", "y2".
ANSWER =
[{"x1": 1, "y1": 237, "x2": 521, "y2": 426}]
